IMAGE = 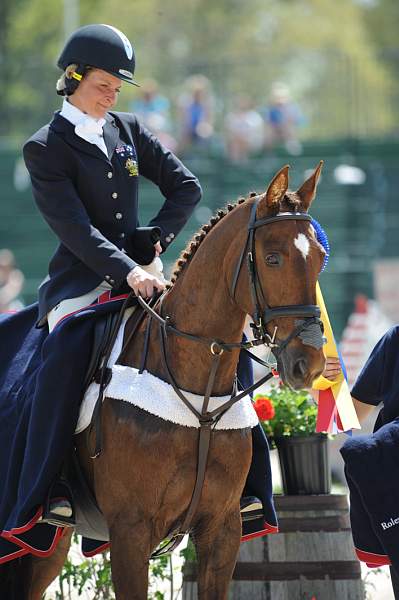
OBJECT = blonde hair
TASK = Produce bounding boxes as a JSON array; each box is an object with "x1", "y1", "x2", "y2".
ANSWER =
[{"x1": 56, "y1": 64, "x2": 79, "y2": 95}]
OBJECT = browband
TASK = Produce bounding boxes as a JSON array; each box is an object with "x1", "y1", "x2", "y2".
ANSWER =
[{"x1": 250, "y1": 213, "x2": 312, "y2": 229}]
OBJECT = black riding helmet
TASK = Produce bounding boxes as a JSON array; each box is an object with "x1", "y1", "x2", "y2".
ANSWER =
[{"x1": 57, "y1": 24, "x2": 139, "y2": 86}]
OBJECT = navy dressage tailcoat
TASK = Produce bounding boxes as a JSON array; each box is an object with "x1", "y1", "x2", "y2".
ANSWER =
[{"x1": 23, "y1": 111, "x2": 202, "y2": 324}]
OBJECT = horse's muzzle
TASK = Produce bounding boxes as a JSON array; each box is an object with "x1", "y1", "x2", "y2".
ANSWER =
[{"x1": 277, "y1": 347, "x2": 325, "y2": 390}]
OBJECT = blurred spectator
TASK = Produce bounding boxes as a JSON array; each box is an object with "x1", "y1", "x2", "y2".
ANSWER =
[
  {"x1": 224, "y1": 95, "x2": 264, "y2": 163},
  {"x1": 177, "y1": 74, "x2": 215, "y2": 152},
  {"x1": 0, "y1": 249, "x2": 24, "y2": 312},
  {"x1": 261, "y1": 82, "x2": 304, "y2": 155},
  {"x1": 130, "y1": 78, "x2": 177, "y2": 152}
]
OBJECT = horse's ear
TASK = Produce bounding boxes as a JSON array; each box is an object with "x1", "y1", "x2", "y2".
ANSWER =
[
  {"x1": 296, "y1": 160, "x2": 323, "y2": 211},
  {"x1": 257, "y1": 165, "x2": 289, "y2": 217}
]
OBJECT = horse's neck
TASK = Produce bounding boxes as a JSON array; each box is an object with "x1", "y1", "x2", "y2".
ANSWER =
[
  {"x1": 125, "y1": 210, "x2": 249, "y2": 395},
  {"x1": 166, "y1": 207, "x2": 248, "y2": 337},
  {"x1": 158, "y1": 224, "x2": 246, "y2": 394},
  {"x1": 166, "y1": 259, "x2": 243, "y2": 339}
]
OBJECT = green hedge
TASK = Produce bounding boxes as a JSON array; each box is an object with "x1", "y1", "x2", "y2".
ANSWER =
[{"x1": 1, "y1": 139, "x2": 398, "y2": 337}]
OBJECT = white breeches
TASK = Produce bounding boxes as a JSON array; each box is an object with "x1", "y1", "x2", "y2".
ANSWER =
[{"x1": 47, "y1": 257, "x2": 166, "y2": 332}]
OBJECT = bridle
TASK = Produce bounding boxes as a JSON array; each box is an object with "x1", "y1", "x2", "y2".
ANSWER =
[
  {"x1": 231, "y1": 198, "x2": 323, "y2": 356},
  {"x1": 89, "y1": 197, "x2": 325, "y2": 557}
]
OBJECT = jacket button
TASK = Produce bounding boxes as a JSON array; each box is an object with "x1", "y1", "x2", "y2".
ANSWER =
[
  {"x1": 115, "y1": 212, "x2": 123, "y2": 220},
  {"x1": 112, "y1": 192, "x2": 118, "y2": 199},
  {"x1": 107, "y1": 172, "x2": 113, "y2": 178},
  {"x1": 120, "y1": 232, "x2": 125, "y2": 238}
]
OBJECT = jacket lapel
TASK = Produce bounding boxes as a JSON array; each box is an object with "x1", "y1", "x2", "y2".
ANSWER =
[
  {"x1": 50, "y1": 112, "x2": 115, "y2": 163},
  {"x1": 103, "y1": 114, "x2": 120, "y2": 160}
]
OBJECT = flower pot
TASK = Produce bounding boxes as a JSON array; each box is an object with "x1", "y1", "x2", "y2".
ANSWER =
[{"x1": 275, "y1": 433, "x2": 331, "y2": 495}]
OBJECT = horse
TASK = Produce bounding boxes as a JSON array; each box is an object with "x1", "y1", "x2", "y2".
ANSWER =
[{"x1": 6, "y1": 162, "x2": 326, "y2": 599}]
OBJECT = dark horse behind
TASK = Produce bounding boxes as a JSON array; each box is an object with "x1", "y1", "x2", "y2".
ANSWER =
[{"x1": 2, "y1": 162, "x2": 326, "y2": 599}]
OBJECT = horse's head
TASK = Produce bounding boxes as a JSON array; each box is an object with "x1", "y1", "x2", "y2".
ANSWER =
[{"x1": 231, "y1": 162, "x2": 326, "y2": 389}]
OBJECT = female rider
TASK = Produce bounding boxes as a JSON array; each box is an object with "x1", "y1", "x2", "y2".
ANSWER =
[
  {"x1": 23, "y1": 24, "x2": 262, "y2": 523},
  {"x1": 23, "y1": 24, "x2": 202, "y2": 516}
]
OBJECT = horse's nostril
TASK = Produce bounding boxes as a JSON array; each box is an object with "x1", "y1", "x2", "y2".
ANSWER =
[{"x1": 293, "y1": 358, "x2": 307, "y2": 380}]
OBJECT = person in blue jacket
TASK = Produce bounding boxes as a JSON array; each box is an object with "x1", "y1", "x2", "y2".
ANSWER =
[
  {"x1": 22, "y1": 24, "x2": 265, "y2": 525},
  {"x1": 325, "y1": 324, "x2": 399, "y2": 426},
  {"x1": 339, "y1": 327, "x2": 399, "y2": 575}
]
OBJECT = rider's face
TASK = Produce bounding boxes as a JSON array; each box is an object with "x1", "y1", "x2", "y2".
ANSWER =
[{"x1": 69, "y1": 69, "x2": 121, "y2": 119}]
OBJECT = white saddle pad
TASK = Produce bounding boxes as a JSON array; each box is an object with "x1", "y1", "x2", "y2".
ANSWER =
[{"x1": 77, "y1": 316, "x2": 259, "y2": 433}]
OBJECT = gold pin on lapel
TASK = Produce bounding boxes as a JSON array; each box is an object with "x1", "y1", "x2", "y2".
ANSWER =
[{"x1": 125, "y1": 158, "x2": 138, "y2": 177}]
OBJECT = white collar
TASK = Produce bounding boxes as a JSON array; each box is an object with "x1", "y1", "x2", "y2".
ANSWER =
[{"x1": 60, "y1": 98, "x2": 105, "y2": 129}]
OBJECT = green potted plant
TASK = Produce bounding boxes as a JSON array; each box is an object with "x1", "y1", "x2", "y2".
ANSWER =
[{"x1": 254, "y1": 384, "x2": 331, "y2": 495}]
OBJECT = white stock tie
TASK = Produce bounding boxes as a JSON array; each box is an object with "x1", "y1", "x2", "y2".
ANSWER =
[{"x1": 74, "y1": 117, "x2": 107, "y2": 155}]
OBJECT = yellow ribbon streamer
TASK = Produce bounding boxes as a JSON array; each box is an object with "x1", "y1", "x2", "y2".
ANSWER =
[{"x1": 312, "y1": 282, "x2": 360, "y2": 431}]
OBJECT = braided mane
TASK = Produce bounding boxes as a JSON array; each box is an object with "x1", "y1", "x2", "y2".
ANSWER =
[{"x1": 168, "y1": 190, "x2": 302, "y2": 286}]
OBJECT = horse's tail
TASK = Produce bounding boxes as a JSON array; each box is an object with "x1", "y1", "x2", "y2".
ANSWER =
[{"x1": 0, "y1": 556, "x2": 33, "y2": 600}]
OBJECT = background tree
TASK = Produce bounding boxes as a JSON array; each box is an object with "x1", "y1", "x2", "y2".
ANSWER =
[{"x1": 1, "y1": 0, "x2": 398, "y2": 142}]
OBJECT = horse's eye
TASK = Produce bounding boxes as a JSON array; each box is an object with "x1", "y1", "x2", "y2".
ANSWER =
[{"x1": 265, "y1": 253, "x2": 281, "y2": 266}]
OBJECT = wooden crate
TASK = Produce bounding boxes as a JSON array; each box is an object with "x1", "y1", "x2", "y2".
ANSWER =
[{"x1": 183, "y1": 494, "x2": 364, "y2": 600}]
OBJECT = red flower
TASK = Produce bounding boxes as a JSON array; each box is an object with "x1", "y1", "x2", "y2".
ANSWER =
[{"x1": 254, "y1": 396, "x2": 275, "y2": 421}]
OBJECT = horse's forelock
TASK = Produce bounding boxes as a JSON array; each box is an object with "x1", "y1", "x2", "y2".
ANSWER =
[{"x1": 280, "y1": 191, "x2": 302, "y2": 213}]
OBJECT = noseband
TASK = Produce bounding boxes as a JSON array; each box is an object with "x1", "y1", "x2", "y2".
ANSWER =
[{"x1": 231, "y1": 199, "x2": 323, "y2": 356}]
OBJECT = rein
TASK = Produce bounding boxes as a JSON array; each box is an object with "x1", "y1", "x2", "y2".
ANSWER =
[{"x1": 89, "y1": 198, "x2": 324, "y2": 558}]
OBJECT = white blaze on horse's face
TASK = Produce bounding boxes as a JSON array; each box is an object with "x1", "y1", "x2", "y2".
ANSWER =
[{"x1": 294, "y1": 233, "x2": 310, "y2": 261}]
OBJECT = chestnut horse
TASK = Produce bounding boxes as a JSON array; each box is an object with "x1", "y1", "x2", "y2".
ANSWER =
[{"x1": 12, "y1": 163, "x2": 326, "y2": 599}]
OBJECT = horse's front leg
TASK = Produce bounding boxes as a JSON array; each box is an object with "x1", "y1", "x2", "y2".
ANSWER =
[
  {"x1": 193, "y1": 509, "x2": 242, "y2": 600},
  {"x1": 109, "y1": 514, "x2": 154, "y2": 600}
]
